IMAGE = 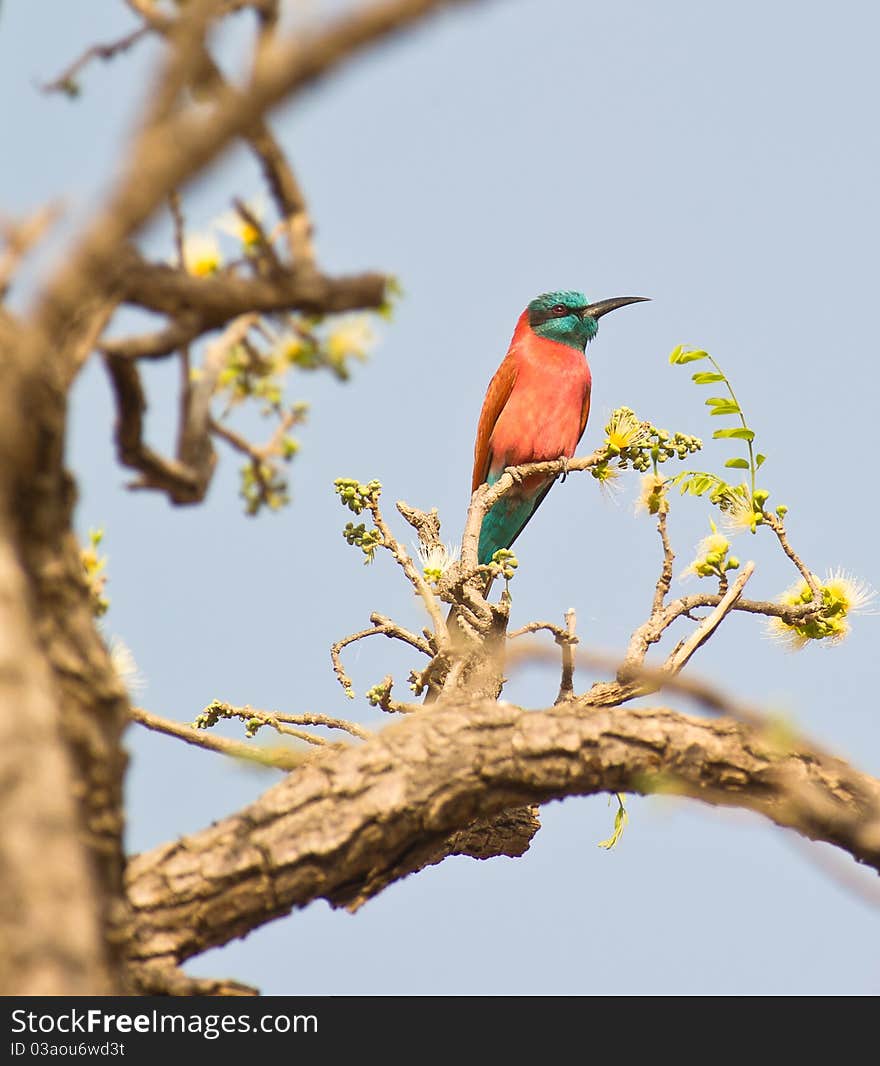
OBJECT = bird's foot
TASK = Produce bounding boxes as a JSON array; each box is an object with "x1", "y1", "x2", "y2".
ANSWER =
[{"x1": 560, "y1": 456, "x2": 570, "y2": 483}]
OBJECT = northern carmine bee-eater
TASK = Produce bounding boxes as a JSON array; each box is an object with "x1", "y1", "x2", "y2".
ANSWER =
[{"x1": 473, "y1": 290, "x2": 648, "y2": 565}]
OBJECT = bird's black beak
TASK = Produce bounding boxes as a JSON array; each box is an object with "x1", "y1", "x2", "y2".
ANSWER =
[{"x1": 582, "y1": 296, "x2": 650, "y2": 319}]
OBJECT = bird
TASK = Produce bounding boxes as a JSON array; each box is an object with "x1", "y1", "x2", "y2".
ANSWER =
[{"x1": 472, "y1": 289, "x2": 648, "y2": 566}]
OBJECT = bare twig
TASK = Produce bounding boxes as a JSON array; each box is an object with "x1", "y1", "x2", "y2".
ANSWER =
[
  {"x1": 765, "y1": 511, "x2": 822, "y2": 597},
  {"x1": 273, "y1": 712, "x2": 372, "y2": 741},
  {"x1": 508, "y1": 620, "x2": 566, "y2": 641},
  {"x1": 663, "y1": 562, "x2": 755, "y2": 675},
  {"x1": 168, "y1": 192, "x2": 186, "y2": 269},
  {"x1": 103, "y1": 355, "x2": 203, "y2": 502},
  {"x1": 651, "y1": 506, "x2": 675, "y2": 613},
  {"x1": 100, "y1": 319, "x2": 200, "y2": 360},
  {"x1": 367, "y1": 498, "x2": 449, "y2": 648},
  {"x1": 369, "y1": 613, "x2": 434, "y2": 656},
  {"x1": 41, "y1": 25, "x2": 153, "y2": 95},
  {"x1": 557, "y1": 607, "x2": 578, "y2": 703},
  {"x1": 331, "y1": 615, "x2": 433, "y2": 698},
  {"x1": 508, "y1": 613, "x2": 581, "y2": 702},
  {"x1": 176, "y1": 312, "x2": 258, "y2": 486}
]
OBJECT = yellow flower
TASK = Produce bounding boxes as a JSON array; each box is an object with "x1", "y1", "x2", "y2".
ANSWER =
[
  {"x1": 766, "y1": 569, "x2": 875, "y2": 649},
  {"x1": 680, "y1": 525, "x2": 731, "y2": 579},
  {"x1": 605, "y1": 407, "x2": 649, "y2": 451},
  {"x1": 325, "y1": 316, "x2": 376, "y2": 364},
  {"x1": 824, "y1": 568, "x2": 875, "y2": 614},
  {"x1": 719, "y1": 484, "x2": 759, "y2": 534},
  {"x1": 215, "y1": 199, "x2": 266, "y2": 252},
  {"x1": 418, "y1": 541, "x2": 460, "y2": 583},
  {"x1": 182, "y1": 232, "x2": 222, "y2": 276},
  {"x1": 635, "y1": 473, "x2": 668, "y2": 515}
]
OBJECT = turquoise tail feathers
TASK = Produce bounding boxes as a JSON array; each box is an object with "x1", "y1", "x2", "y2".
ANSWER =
[
  {"x1": 478, "y1": 493, "x2": 541, "y2": 565},
  {"x1": 477, "y1": 471, "x2": 556, "y2": 565}
]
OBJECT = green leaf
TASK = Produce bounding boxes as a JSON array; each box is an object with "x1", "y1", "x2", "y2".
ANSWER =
[
  {"x1": 724, "y1": 458, "x2": 750, "y2": 469},
  {"x1": 713, "y1": 427, "x2": 755, "y2": 442},
  {"x1": 691, "y1": 372, "x2": 726, "y2": 384},
  {"x1": 756, "y1": 453, "x2": 767, "y2": 468},
  {"x1": 705, "y1": 396, "x2": 741, "y2": 415},
  {"x1": 671, "y1": 348, "x2": 709, "y2": 365},
  {"x1": 668, "y1": 345, "x2": 684, "y2": 364}
]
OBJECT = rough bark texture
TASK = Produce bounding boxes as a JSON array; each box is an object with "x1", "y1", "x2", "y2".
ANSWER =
[
  {"x1": 0, "y1": 331, "x2": 129, "y2": 994},
  {"x1": 125, "y1": 700, "x2": 880, "y2": 974},
  {"x1": 0, "y1": 528, "x2": 114, "y2": 994}
]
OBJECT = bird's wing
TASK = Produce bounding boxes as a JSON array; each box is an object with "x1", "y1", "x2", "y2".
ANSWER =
[
  {"x1": 472, "y1": 356, "x2": 518, "y2": 491},
  {"x1": 577, "y1": 383, "x2": 592, "y2": 444}
]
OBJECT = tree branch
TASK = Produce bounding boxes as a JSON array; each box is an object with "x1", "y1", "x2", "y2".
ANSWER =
[
  {"x1": 130, "y1": 707, "x2": 305, "y2": 770},
  {"x1": 30, "y1": 0, "x2": 479, "y2": 372},
  {"x1": 125, "y1": 699, "x2": 880, "y2": 970}
]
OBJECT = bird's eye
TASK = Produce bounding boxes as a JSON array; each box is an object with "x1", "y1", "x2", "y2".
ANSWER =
[{"x1": 552, "y1": 303, "x2": 567, "y2": 315}]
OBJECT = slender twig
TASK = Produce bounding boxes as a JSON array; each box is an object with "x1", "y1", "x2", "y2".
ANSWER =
[
  {"x1": 168, "y1": 192, "x2": 186, "y2": 268},
  {"x1": 556, "y1": 608, "x2": 578, "y2": 704},
  {"x1": 622, "y1": 583, "x2": 825, "y2": 673},
  {"x1": 765, "y1": 512, "x2": 822, "y2": 597},
  {"x1": 271, "y1": 712, "x2": 372, "y2": 741},
  {"x1": 100, "y1": 320, "x2": 200, "y2": 360},
  {"x1": 663, "y1": 562, "x2": 755, "y2": 675},
  {"x1": 509, "y1": 620, "x2": 571, "y2": 641},
  {"x1": 233, "y1": 198, "x2": 283, "y2": 273},
  {"x1": 130, "y1": 707, "x2": 304, "y2": 769},
  {"x1": 103, "y1": 355, "x2": 202, "y2": 501},
  {"x1": 177, "y1": 312, "x2": 258, "y2": 480},
  {"x1": 367, "y1": 499, "x2": 449, "y2": 648},
  {"x1": 504, "y1": 643, "x2": 765, "y2": 726},
  {"x1": 331, "y1": 615, "x2": 433, "y2": 697},
  {"x1": 368, "y1": 613, "x2": 434, "y2": 656},
  {"x1": 331, "y1": 626, "x2": 377, "y2": 692},
  {"x1": 41, "y1": 25, "x2": 153, "y2": 95},
  {"x1": 209, "y1": 417, "x2": 262, "y2": 459},
  {"x1": 651, "y1": 506, "x2": 675, "y2": 613}
]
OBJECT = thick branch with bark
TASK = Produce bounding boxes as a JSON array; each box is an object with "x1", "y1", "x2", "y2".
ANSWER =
[{"x1": 125, "y1": 699, "x2": 880, "y2": 974}]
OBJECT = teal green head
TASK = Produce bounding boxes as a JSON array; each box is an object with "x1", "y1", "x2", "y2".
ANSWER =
[{"x1": 527, "y1": 290, "x2": 649, "y2": 351}]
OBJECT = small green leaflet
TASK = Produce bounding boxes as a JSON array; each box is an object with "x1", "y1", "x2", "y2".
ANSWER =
[
  {"x1": 669, "y1": 347, "x2": 709, "y2": 365},
  {"x1": 713, "y1": 427, "x2": 755, "y2": 442},
  {"x1": 756, "y1": 453, "x2": 767, "y2": 468},
  {"x1": 705, "y1": 397, "x2": 742, "y2": 415},
  {"x1": 692, "y1": 371, "x2": 725, "y2": 384},
  {"x1": 724, "y1": 458, "x2": 750, "y2": 469},
  {"x1": 670, "y1": 470, "x2": 730, "y2": 498}
]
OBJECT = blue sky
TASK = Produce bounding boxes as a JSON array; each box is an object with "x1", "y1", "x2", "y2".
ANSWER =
[{"x1": 3, "y1": 0, "x2": 879, "y2": 994}]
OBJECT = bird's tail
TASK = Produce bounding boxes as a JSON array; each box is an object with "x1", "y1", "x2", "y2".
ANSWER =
[{"x1": 477, "y1": 480, "x2": 552, "y2": 565}]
